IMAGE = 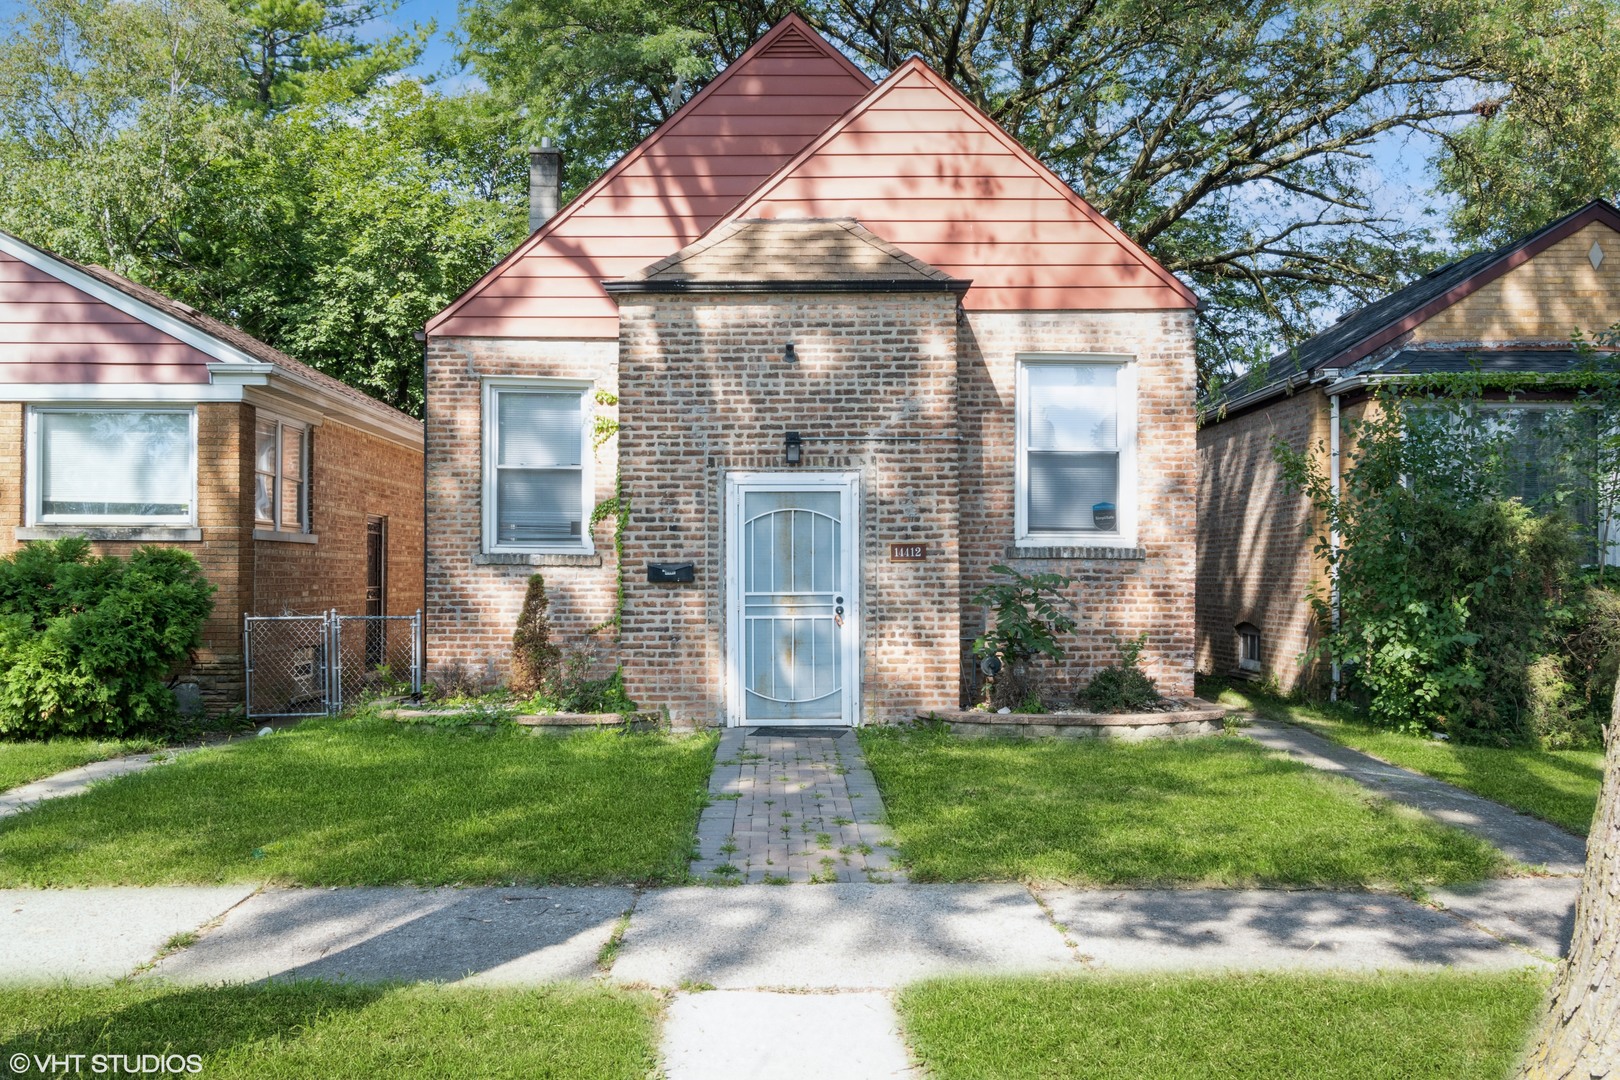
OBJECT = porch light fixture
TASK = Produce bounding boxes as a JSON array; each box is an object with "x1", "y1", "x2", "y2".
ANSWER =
[
  {"x1": 784, "y1": 431, "x2": 803, "y2": 466},
  {"x1": 784, "y1": 341, "x2": 798, "y2": 363}
]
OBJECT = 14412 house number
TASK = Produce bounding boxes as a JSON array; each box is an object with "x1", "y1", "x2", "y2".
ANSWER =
[{"x1": 890, "y1": 543, "x2": 928, "y2": 561}]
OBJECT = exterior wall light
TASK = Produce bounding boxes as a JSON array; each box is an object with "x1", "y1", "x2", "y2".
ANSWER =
[
  {"x1": 784, "y1": 341, "x2": 798, "y2": 363},
  {"x1": 784, "y1": 430, "x2": 803, "y2": 466}
]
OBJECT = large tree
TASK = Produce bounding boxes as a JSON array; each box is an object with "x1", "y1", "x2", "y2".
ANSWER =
[{"x1": 458, "y1": 0, "x2": 1620, "y2": 380}]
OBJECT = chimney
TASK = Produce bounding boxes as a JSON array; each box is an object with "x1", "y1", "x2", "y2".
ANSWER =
[{"x1": 528, "y1": 138, "x2": 561, "y2": 233}]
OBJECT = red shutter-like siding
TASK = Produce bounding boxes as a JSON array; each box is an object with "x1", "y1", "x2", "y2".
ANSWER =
[
  {"x1": 428, "y1": 16, "x2": 874, "y2": 339},
  {"x1": 0, "y1": 250, "x2": 213, "y2": 383}
]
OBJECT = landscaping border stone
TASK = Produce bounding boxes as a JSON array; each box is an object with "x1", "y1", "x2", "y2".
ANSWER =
[
  {"x1": 929, "y1": 700, "x2": 1227, "y2": 740},
  {"x1": 378, "y1": 707, "x2": 663, "y2": 733}
]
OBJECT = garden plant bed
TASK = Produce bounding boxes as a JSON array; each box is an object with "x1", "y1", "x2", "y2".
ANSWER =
[
  {"x1": 935, "y1": 698, "x2": 1227, "y2": 740},
  {"x1": 378, "y1": 706, "x2": 663, "y2": 733}
]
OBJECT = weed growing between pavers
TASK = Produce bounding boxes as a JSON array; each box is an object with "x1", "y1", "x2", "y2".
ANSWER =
[
  {"x1": 897, "y1": 971, "x2": 1546, "y2": 1080},
  {"x1": 858, "y1": 727, "x2": 1505, "y2": 886},
  {"x1": 0, "y1": 713, "x2": 715, "y2": 886},
  {"x1": 1205, "y1": 677, "x2": 1605, "y2": 835},
  {"x1": 0, "y1": 982, "x2": 659, "y2": 1080}
]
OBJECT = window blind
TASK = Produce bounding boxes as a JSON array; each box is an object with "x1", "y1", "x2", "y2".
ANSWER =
[
  {"x1": 38, "y1": 410, "x2": 191, "y2": 519},
  {"x1": 1024, "y1": 364, "x2": 1121, "y2": 533},
  {"x1": 492, "y1": 389, "x2": 586, "y2": 546}
]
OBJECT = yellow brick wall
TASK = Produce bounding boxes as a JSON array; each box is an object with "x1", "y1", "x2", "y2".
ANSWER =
[{"x1": 1412, "y1": 222, "x2": 1620, "y2": 343}]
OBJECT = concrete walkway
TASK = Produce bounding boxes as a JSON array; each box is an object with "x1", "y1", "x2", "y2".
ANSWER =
[
  {"x1": 693, "y1": 727, "x2": 903, "y2": 883},
  {"x1": 1244, "y1": 718, "x2": 1588, "y2": 874},
  {"x1": 0, "y1": 752, "x2": 168, "y2": 818}
]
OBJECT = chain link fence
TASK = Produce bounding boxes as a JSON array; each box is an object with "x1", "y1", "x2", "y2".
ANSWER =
[{"x1": 245, "y1": 610, "x2": 420, "y2": 718}]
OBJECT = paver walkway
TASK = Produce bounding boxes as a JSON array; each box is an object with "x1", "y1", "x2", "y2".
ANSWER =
[
  {"x1": 692, "y1": 727, "x2": 903, "y2": 883},
  {"x1": 0, "y1": 752, "x2": 167, "y2": 818},
  {"x1": 1244, "y1": 718, "x2": 1588, "y2": 874}
]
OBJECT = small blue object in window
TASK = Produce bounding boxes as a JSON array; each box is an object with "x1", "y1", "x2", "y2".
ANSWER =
[{"x1": 1092, "y1": 502, "x2": 1117, "y2": 531}]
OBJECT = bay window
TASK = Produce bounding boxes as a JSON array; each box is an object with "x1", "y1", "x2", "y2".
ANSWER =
[
  {"x1": 29, "y1": 407, "x2": 195, "y2": 525},
  {"x1": 1016, "y1": 356, "x2": 1137, "y2": 545},
  {"x1": 483, "y1": 379, "x2": 592, "y2": 553}
]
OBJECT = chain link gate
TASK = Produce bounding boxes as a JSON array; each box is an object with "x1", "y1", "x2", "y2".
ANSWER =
[{"x1": 245, "y1": 610, "x2": 420, "y2": 718}]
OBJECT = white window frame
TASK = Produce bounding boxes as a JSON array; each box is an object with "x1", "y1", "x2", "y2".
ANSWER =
[
  {"x1": 25, "y1": 405, "x2": 198, "y2": 527},
  {"x1": 1238, "y1": 626, "x2": 1262, "y2": 672},
  {"x1": 482, "y1": 377, "x2": 595, "y2": 555},
  {"x1": 1014, "y1": 354, "x2": 1138, "y2": 548},
  {"x1": 254, "y1": 414, "x2": 310, "y2": 535}
]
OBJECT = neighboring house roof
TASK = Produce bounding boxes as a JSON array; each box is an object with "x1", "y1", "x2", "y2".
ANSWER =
[
  {"x1": 430, "y1": 16, "x2": 1194, "y2": 338},
  {"x1": 719, "y1": 58, "x2": 1197, "y2": 311},
  {"x1": 608, "y1": 218, "x2": 965, "y2": 291},
  {"x1": 428, "y1": 15, "x2": 875, "y2": 339},
  {"x1": 1363, "y1": 347, "x2": 1605, "y2": 377},
  {"x1": 1208, "y1": 200, "x2": 1620, "y2": 414},
  {"x1": 0, "y1": 227, "x2": 421, "y2": 444}
]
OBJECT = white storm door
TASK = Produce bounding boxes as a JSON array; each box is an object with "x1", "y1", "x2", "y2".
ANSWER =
[{"x1": 727, "y1": 474, "x2": 859, "y2": 726}]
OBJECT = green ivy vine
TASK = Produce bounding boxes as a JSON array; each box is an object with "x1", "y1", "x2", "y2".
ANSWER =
[{"x1": 590, "y1": 388, "x2": 626, "y2": 637}]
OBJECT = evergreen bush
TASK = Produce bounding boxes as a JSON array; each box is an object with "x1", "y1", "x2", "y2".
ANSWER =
[{"x1": 510, "y1": 573, "x2": 561, "y2": 697}]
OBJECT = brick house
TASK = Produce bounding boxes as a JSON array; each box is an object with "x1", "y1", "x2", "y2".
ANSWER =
[
  {"x1": 1197, "y1": 200, "x2": 1620, "y2": 693},
  {"x1": 0, "y1": 229, "x2": 425, "y2": 713},
  {"x1": 425, "y1": 16, "x2": 1200, "y2": 726}
]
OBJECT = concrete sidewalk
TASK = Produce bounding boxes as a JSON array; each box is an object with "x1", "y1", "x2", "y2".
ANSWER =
[
  {"x1": 1243, "y1": 719, "x2": 1587, "y2": 874},
  {"x1": 0, "y1": 753, "x2": 168, "y2": 819},
  {"x1": 0, "y1": 879, "x2": 1573, "y2": 988}
]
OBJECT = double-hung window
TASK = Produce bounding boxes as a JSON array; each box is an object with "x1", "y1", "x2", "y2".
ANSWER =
[
  {"x1": 254, "y1": 416, "x2": 309, "y2": 534},
  {"x1": 28, "y1": 406, "x2": 196, "y2": 525},
  {"x1": 1016, "y1": 356, "x2": 1137, "y2": 545},
  {"x1": 483, "y1": 380, "x2": 592, "y2": 553}
]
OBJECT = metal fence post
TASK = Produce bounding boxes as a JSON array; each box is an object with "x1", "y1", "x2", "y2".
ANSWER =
[
  {"x1": 327, "y1": 608, "x2": 341, "y2": 714},
  {"x1": 413, "y1": 609, "x2": 423, "y2": 697},
  {"x1": 243, "y1": 613, "x2": 253, "y2": 718}
]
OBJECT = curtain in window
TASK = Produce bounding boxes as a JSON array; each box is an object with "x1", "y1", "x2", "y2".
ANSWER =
[
  {"x1": 254, "y1": 418, "x2": 277, "y2": 524},
  {"x1": 1026, "y1": 364, "x2": 1120, "y2": 532},
  {"x1": 281, "y1": 427, "x2": 305, "y2": 530},
  {"x1": 39, "y1": 410, "x2": 191, "y2": 518},
  {"x1": 495, "y1": 391, "x2": 583, "y2": 543}
]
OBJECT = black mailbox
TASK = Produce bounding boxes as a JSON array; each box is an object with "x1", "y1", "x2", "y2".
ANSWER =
[{"x1": 647, "y1": 562, "x2": 695, "y2": 584}]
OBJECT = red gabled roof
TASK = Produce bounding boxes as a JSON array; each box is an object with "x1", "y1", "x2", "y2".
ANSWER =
[
  {"x1": 719, "y1": 59, "x2": 1196, "y2": 311},
  {"x1": 428, "y1": 15, "x2": 873, "y2": 338}
]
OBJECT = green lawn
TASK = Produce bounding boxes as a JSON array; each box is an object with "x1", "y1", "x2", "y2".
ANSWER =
[
  {"x1": 0, "y1": 713, "x2": 715, "y2": 887},
  {"x1": 0, "y1": 982, "x2": 660, "y2": 1080},
  {"x1": 858, "y1": 727, "x2": 1504, "y2": 886},
  {"x1": 1206, "y1": 681, "x2": 1605, "y2": 836},
  {"x1": 898, "y1": 972, "x2": 1546, "y2": 1080},
  {"x1": 0, "y1": 738, "x2": 160, "y2": 794}
]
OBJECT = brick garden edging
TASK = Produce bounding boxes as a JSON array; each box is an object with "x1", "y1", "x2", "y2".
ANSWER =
[{"x1": 930, "y1": 699, "x2": 1228, "y2": 740}]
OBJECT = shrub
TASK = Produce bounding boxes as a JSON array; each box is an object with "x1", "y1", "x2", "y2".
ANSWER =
[
  {"x1": 1524, "y1": 655, "x2": 1600, "y2": 750},
  {"x1": 971, "y1": 564, "x2": 1077, "y2": 709},
  {"x1": 0, "y1": 538, "x2": 215, "y2": 738},
  {"x1": 510, "y1": 573, "x2": 561, "y2": 697},
  {"x1": 1080, "y1": 634, "x2": 1161, "y2": 712}
]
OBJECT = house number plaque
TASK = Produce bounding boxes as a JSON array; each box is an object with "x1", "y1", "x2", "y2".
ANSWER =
[{"x1": 890, "y1": 543, "x2": 928, "y2": 561}]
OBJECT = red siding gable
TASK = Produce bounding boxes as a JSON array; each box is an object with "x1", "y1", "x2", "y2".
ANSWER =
[
  {"x1": 0, "y1": 249, "x2": 213, "y2": 384},
  {"x1": 429, "y1": 16, "x2": 873, "y2": 339},
  {"x1": 723, "y1": 60, "x2": 1196, "y2": 311}
]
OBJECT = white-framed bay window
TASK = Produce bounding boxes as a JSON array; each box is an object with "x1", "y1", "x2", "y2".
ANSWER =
[
  {"x1": 1015, "y1": 355, "x2": 1137, "y2": 546},
  {"x1": 254, "y1": 414, "x2": 310, "y2": 534},
  {"x1": 482, "y1": 378, "x2": 594, "y2": 553},
  {"x1": 26, "y1": 406, "x2": 197, "y2": 526}
]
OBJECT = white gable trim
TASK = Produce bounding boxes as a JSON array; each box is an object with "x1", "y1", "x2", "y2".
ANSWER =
[{"x1": 0, "y1": 231, "x2": 265, "y2": 367}]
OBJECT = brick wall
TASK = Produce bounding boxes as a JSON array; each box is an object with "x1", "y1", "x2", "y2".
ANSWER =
[
  {"x1": 0, "y1": 400, "x2": 254, "y2": 710},
  {"x1": 615, "y1": 292, "x2": 962, "y2": 725},
  {"x1": 1411, "y1": 223, "x2": 1620, "y2": 344},
  {"x1": 958, "y1": 311, "x2": 1199, "y2": 700},
  {"x1": 1194, "y1": 388, "x2": 1330, "y2": 692},
  {"x1": 423, "y1": 337, "x2": 621, "y2": 685},
  {"x1": 251, "y1": 414, "x2": 424, "y2": 621}
]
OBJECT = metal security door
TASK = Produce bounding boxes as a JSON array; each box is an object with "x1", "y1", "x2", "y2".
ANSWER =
[{"x1": 726, "y1": 473, "x2": 860, "y2": 726}]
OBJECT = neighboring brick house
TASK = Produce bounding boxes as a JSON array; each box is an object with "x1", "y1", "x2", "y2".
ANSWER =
[
  {"x1": 1197, "y1": 200, "x2": 1620, "y2": 693},
  {"x1": 425, "y1": 16, "x2": 1200, "y2": 726},
  {"x1": 0, "y1": 229, "x2": 425, "y2": 713}
]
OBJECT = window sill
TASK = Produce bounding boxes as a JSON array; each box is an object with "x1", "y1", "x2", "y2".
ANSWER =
[
  {"x1": 475, "y1": 551, "x2": 602, "y2": 567},
  {"x1": 17, "y1": 525, "x2": 201, "y2": 543},
  {"x1": 254, "y1": 529, "x2": 318, "y2": 545},
  {"x1": 1007, "y1": 543, "x2": 1145, "y2": 560}
]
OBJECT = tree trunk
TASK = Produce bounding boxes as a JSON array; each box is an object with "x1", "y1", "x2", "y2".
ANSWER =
[{"x1": 1516, "y1": 683, "x2": 1620, "y2": 1077}]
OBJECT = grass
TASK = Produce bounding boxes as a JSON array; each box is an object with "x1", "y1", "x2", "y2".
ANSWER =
[
  {"x1": 0, "y1": 982, "x2": 660, "y2": 1080},
  {"x1": 857, "y1": 726, "x2": 1504, "y2": 886},
  {"x1": 1205, "y1": 679, "x2": 1605, "y2": 835},
  {"x1": 897, "y1": 971, "x2": 1546, "y2": 1080},
  {"x1": 0, "y1": 711, "x2": 715, "y2": 887},
  {"x1": 0, "y1": 738, "x2": 160, "y2": 794}
]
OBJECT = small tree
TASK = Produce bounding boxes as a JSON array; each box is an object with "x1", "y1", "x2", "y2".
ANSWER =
[
  {"x1": 971, "y1": 565, "x2": 1077, "y2": 709},
  {"x1": 510, "y1": 573, "x2": 561, "y2": 697}
]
